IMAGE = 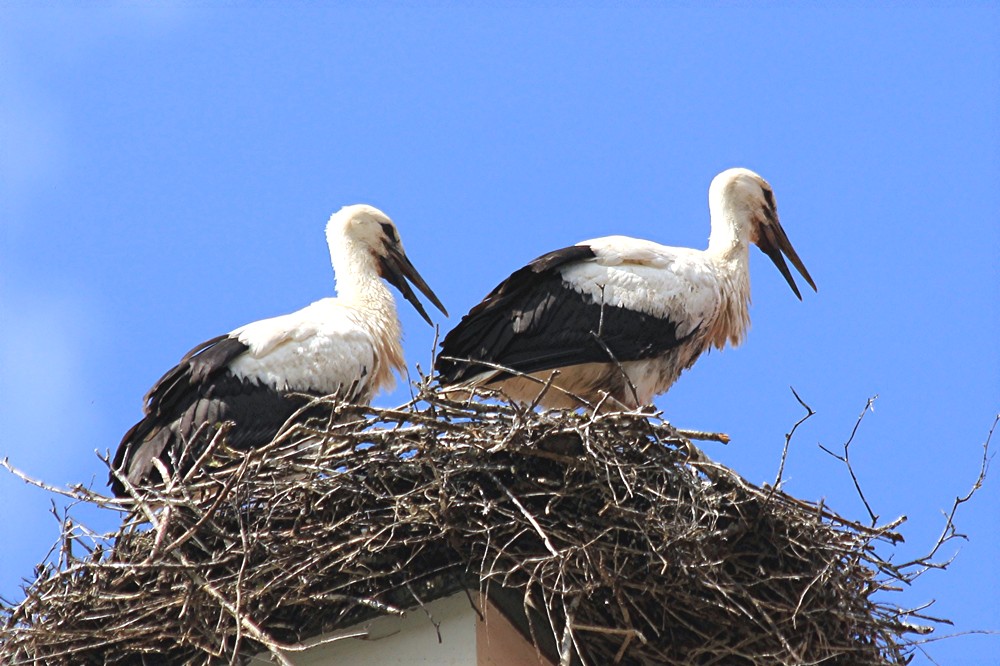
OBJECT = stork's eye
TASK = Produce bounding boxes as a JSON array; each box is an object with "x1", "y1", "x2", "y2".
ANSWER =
[{"x1": 379, "y1": 222, "x2": 399, "y2": 243}]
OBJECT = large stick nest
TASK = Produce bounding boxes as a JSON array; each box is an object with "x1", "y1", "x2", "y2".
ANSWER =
[{"x1": 2, "y1": 383, "x2": 936, "y2": 665}]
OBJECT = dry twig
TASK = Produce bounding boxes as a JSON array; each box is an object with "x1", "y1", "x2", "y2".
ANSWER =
[{"x1": 0, "y1": 383, "x2": 982, "y2": 665}]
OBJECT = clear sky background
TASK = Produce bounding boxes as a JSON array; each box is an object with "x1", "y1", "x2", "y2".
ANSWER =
[{"x1": 1, "y1": 4, "x2": 997, "y2": 663}]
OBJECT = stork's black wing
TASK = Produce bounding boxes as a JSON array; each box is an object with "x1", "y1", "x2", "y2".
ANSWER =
[
  {"x1": 109, "y1": 335, "x2": 309, "y2": 496},
  {"x1": 436, "y1": 245, "x2": 690, "y2": 385}
]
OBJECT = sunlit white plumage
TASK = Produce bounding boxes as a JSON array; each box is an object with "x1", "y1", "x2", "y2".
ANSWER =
[
  {"x1": 110, "y1": 204, "x2": 447, "y2": 496},
  {"x1": 437, "y1": 168, "x2": 816, "y2": 410}
]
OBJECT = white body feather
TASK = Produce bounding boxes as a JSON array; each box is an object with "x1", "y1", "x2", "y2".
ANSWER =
[
  {"x1": 227, "y1": 207, "x2": 411, "y2": 402},
  {"x1": 468, "y1": 235, "x2": 750, "y2": 409},
  {"x1": 111, "y1": 204, "x2": 445, "y2": 495},
  {"x1": 438, "y1": 168, "x2": 816, "y2": 411},
  {"x1": 228, "y1": 298, "x2": 391, "y2": 400},
  {"x1": 565, "y1": 236, "x2": 725, "y2": 338}
]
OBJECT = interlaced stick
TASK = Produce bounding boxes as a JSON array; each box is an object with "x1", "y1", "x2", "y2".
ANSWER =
[{"x1": 0, "y1": 383, "x2": 989, "y2": 665}]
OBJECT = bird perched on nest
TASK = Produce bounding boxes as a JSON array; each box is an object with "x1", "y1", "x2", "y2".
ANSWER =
[
  {"x1": 436, "y1": 168, "x2": 815, "y2": 410},
  {"x1": 110, "y1": 204, "x2": 447, "y2": 496}
]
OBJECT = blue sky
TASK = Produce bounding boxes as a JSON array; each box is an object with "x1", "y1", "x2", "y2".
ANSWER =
[{"x1": 1, "y1": 4, "x2": 997, "y2": 662}]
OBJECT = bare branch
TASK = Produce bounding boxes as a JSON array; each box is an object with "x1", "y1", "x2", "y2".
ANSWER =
[
  {"x1": 819, "y1": 394, "x2": 880, "y2": 525},
  {"x1": 769, "y1": 386, "x2": 816, "y2": 496},
  {"x1": 2, "y1": 388, "x2": 989, "y2": 665}
]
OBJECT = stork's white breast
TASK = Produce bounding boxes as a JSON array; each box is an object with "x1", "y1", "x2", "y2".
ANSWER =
[
  {"x1": 227, "y1": 299, "x2": 377, "y2": 396},
  {"x1": 563, "y1": 236, "x2": 722, "y2": 337}
]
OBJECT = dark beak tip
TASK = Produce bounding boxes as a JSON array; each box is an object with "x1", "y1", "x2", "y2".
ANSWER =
[
  {"x1": 430, "y1": 298, "x2": 449, "y2": 318},
  {"x1": 785, "y1": 276, "x2": 803, "y2": 300},
  {"x1": 791, "y1": 275, "x2": 817, "y2": 300},
  {"x1": 412, "y1": 295, "x2": 444, "y2": 327}
]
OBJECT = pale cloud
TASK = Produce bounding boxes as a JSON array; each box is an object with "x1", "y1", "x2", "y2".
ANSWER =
[
  {"x1": 0, "y1": 283, "x2": 109, "y2": 600},
  {"x1": 0, "y1": 286, "x2": 103, "y2": 475},
  {"x1": 0, "y1": 82, "x2": 66, "y2": 227},
  {"x1": 0, "y1": 3, "x2": 192, "y2": 227}
]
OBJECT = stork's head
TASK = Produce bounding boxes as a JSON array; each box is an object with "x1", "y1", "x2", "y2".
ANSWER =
[
  {"x1": 709, "y1": 168, "x2": 817, "y2": 299},
  {"x1": 327, "y1": 204, "x2": 448, "y2": 325}
]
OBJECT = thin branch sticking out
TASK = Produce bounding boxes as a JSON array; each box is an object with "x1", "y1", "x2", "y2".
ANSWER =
[{"x1": 1, "y1": 382, "x2": 985, "y2": 666}]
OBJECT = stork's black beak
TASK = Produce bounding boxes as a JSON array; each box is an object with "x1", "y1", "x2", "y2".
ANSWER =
[
  {"x1": 379, "y1": 244, "x2": 448, "y2": 325},
  {"x1": 755, "y1": 211, "x2": 817, "y2": 300}
]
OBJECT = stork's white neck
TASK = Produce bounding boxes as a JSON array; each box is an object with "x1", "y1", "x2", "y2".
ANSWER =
[
  {"x1": 707, "y1": 192, "x2": 752, "y2": 259},
  {"x1": 330, "y1": 240, "x2": 384, "y2": 300},
  {"x1": 329, "y1": 237, "x2": 405, "y2": 388},
  {"x1": 705, "y1": 190, "x2": 752, "y2": 349}
]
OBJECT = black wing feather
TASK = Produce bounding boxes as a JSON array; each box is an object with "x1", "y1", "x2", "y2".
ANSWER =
[
  {"x1": 110, "y1": 334, "x2": 312, "y2": 496},
  {"x1": 139, "y1": 334, "x2": 240, "y2": 416},
  {"x1": 437, "y1": 245, "x2": 690, "y2": 384}
]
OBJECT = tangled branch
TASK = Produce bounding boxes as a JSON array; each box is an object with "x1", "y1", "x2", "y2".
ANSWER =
[{"x1": 0, "y1": 384, "x2": 987, "y2": 665}]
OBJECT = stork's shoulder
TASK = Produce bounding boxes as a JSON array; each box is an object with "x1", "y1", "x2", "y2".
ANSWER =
[
  {"x1": 579, "y1": 236, "x2": 707, "y2": 269},
  {"x1": 227, "y1": 298, "x2": 381, "y2": 395},
  {"x1": 562, "y1": 237, "x2": 721, "y2": 325},
  {"x1": 570, "y1": 236, "x2": 715, "y2": 282},
  {"x1": 468, "y1": 244, "x2": 596, "y2": 308},
  {"x1": 232, "y1": 298, "x2": 374, "y2": 358}
]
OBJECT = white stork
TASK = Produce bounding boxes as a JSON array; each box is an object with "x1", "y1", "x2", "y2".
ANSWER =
[
  {"x1": 436, "y1": 168, "x2": 815, "y2": 410},
  {"x1": 110, "y1": 204, "x2": 447, "y2": 496}
]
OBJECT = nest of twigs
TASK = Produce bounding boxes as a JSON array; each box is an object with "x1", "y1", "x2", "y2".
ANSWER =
[{"x1": 1, "y1": 382, "x2": 939, "y2": 665}]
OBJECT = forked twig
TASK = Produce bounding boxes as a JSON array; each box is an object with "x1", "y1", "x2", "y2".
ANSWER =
[
  {"x1": 767, "y1": 386, "x2": 816, "y2": 502},
  {"x1": 2, "y1": 385, "x2": 991, "y2": 665},
  {"x1": 819, "y1": 395, "x2": 880, "y2": 525}
]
